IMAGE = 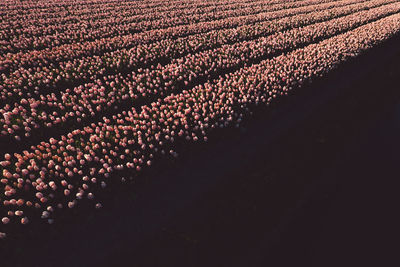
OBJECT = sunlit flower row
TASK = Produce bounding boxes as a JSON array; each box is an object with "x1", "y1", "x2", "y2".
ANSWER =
[
  {"x1": 0, "y1": 0, "x2": 355, "y2": 75},
  {"x1": 0, "y1": 0, "x2": 312, "y2": 54},
  {"x1": 0, "y1": 0, "x2": 374, "y2": 111},
  {"x1": 1, "y1": 0, "x2": 396, "y2": 144},
  {"x1": 0, "y1": 0, "x2": 294, "y2": 46},
  {"x1": 1, "y1": 13, "x2": 399, "y2": 236},
  {"x1": 0, "y1": 0, "x2": 247, "y2": 30}
]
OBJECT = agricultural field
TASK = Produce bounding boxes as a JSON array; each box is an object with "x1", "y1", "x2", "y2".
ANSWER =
[{"x1": 1, "y1": 0, "x2": 400, "y2": 256}]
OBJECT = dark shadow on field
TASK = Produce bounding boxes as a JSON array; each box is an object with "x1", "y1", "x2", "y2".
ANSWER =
[{"x1": 1, "y1": 34, "x2": 400, "y2": 267}]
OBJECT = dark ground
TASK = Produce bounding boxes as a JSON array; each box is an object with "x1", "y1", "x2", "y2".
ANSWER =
[
  {"x1": 110, "y1": 35, "x2": 400, "y2": 267},
  {"x1": 1, "y1": 34, "x2": 400, "y2": 267}
]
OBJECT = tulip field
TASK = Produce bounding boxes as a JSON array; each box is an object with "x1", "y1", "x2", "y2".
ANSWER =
[{"x1": 1, "y1": 0, "x2": 400, "y2": 239}]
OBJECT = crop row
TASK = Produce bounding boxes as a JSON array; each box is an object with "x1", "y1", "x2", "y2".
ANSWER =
[
  {"x1": 0, "y1": 0, "x2": 315, "y2": 54},
  {"x1": 0, "y1": 0, "x2": 291, "y2": 40},
  {"x1": 0, "y1": 0, "x2": 376, "y2": 100},
  {"x1": 0, "y1": 0, "x2": 258, "y2": 20},
  {"x1": 1, "y1": 0, "x2": 398, "y2": 148},
  {"x1": 1, "y1": 13, "x2": 400, "y2": 231},
  {"x1": 0, "y1": 0, "x2": 237, "y2": 21},
  {"x1": 0, "y1": 0, "x2": 335, "y2": 64}
]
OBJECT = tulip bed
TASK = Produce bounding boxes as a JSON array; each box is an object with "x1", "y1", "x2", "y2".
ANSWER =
[
  {"x1": 1, "y1": 0, "x2": 400, "y2": 239},
  {"x1": 0, "y1": 0, "x2": 395, "y2": 143}
]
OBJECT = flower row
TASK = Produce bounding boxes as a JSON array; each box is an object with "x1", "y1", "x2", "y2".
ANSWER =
[
  {"x1": 0, "y1": 0, "x2": 285, "y2": 35},
  {"x1": 1, "y1": 12, "x2": 399, "y2": 231},
  {"x1": 0, "y1": 0, "x2": 337, "y2": 73},
  {"x1": 0, "y1": 0, "x2": 396, "y2": 145},
  {"x1": 0, "y1": 0, "x2": 309, "y2": 54},
  {"x1": 0, "y1": 0, "x2": 372, "y2": 102}
]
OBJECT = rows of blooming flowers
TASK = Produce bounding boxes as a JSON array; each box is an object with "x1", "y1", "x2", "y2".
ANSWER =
[
  {"x1": 0, "y1": 0, "x2": 322, "y2": 54},
  {"x1": 0, "y1": 0, "x2": 347, "y2": 76},
  {"x1": 0, "y1": 0, "x2": 267, "y2": 22},
  {"x1": 1, "y1": 0, "x2": 400, "y2": 239},
  {"x1": 0, "y1": 0, "x2": 254, "y2": 23},
  {"x1": 0, "y1": 0, "x2": 397, "y2": 146},
  {"x1": 0, "y1": 0, "x2": 299, "y2": 47},
  {"x1": 0, "y1": 0, "x2": 385, "y2": 108}
]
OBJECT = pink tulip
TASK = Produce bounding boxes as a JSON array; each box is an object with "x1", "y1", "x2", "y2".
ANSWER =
[
  {"x1": 1, "y1": 217, "x2": 10, "y2": 225},
  {"x1": 21, "y1": 217, "x2": 29, "y2": 225}
]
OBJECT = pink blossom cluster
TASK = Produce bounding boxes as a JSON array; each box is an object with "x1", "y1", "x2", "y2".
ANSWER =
[
  {"x1": 1, "y1": 0, "x2": 364, "y2": 106},
  {"x1": 1, "y1": 0, "x2": 400, "y2": 237},
  {"x1": 1, "y1": 0, "x2": 256, "y2": 29},
  {"x1": 0, "y1": 0, "x2": 314, "y2": 54},
  {"x1": 0, "y1": 0, "x2": 306, "y2": 53},
  {"x1": 0, "y1": 0, "x2": 353, "y2": 76},
  {"x1": 0, "y1": 0, "x2": 397, "y2": 142}
]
